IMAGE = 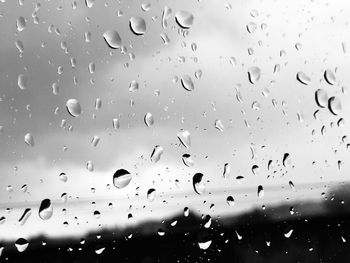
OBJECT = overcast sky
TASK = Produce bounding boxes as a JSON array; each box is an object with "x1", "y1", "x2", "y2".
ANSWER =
[{"x1": 0, "y1": 0, "x2": 350, "y2": 240}]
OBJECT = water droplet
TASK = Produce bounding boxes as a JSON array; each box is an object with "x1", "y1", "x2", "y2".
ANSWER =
[
  {"x1": 181, "y1": 75, "x2": 194, "y2": 91},
  {"x1": 324, "y1": 69, "x2": 336, "y2": 85},
  {"x1": 144, "y1": 112, "x2": 154, "y2": 127},
  {"x1": 94, "y1": 210, "x2": 101, "y2": 219},
  {"x1": 162, "y1": 6, "x2": 172, "y2": 29},
  {"x1": 113, "y1": 169, "x2": 132, "y2": 189},
  {"x1": 328, "y1": 96, "x2": 342, "y2": 115},
  {"x1": 198, "y1": 240, "x2": 211, "y2": 250},
  {"x1": 18, "y1": 74, "x2": 28, "y2": 90},
  {"x1": 52, "y1": 83, "x2": 59, "y2": 95},
  {"x1": 88, "y1": 62, "x2": 95, "y2": 74},
  {"x1": 248, "y1": 67, "x2": 261, "y2": 84},
  {"x1": 177, "y1": 130, "x2": 191, "y2": 148},
  {"x1": 215, "y1": 120, "x2": 224, "y2": 132},
  {"x1": 129, "y1": 80, "x2": 139, "y2": 92},
  {"x1": 24, "y1": 133, "x2": 34, "y2": 147},
  {"x1": 194, "y1": 69, "x2": 202, "y2": 79},
  {"x1": 91, "y1": 136, "x2": 100, "y2": 147},
  {"x1": 184, "y1": 207, "x2": 190, "y2": 216},
  {"x1": 103, "y1": 30, "x2": 122, "y2": 49},
  {"x1": 246, "y1": 22, "x2": 257, "y2": 33},
  {"x1": 18, "y1": 208, "x2": 31, "y2": 226},
  {"x1": 289, "y1": 181, "x2": 295, "y2": 191},
  {"x1": 251, "y1": 165, "x2": 259, "y2": 176},
  {"x1": 66, "y1": 99, "x2": 82, "y2": 117},
  {"x1": 39, "y1": 199, "x2": 53, "y2": 220},
  {"x1": 257, "y1": 185, "x2": 264, "y2": 198},
  {"x1": 59, "y1": 172, "x2": 68, "y2": 182},
  {"x1": 204, "y1": 215, "x2": 211, "y2": 228},
  {"x1": 315, "y1": 89, "x2": 328, "y2": 108},
  {"x1": 86, "y1": 160, "x2": 94, "y2": 172},
  {"x1": 15, "y1": 238, "x2": 29, "y2": 252},
  {"x1": 15, "y1": 40, "x2": 24, "y2": 53},
  {"x1": 284, "y1": 229, "x2": 293, "y2": 238},
  {"x1": 282, "y1": 153, "x2": 291, "y2": 167},
  {"x1": 150, "y1": 145, "x2": 164, "y2": 163},
  {"x1": 175, "y1": 11, "x2": 194, "y2": 29},
  {"x1": 95, "y1": 247, "x2": 105, "y2": 254},
  {"x1": 182, "y1": 153, "x2": 194, "y2": 167},
  {"x1": 129, "y1": 17, "x2": 146, "y2": 35},
  {"x1": 193, "y1": 173, "x2": 205, "y2": 195},
  {"x1": 95, "y1": 98, "x2": 102, "y2": 110},
  {"x1": 226, "y1": 196, "x2": 234, "y2": 206},
  {"x1": 16, "y1": 16, "x2": 26, "y2": 31},
  {"x1": 147, "y1": 188, "x2": 156, "y2": 202},
  {"x1": 85, "y1": 0, "x2": 94, "y2": 8},
  {"x1": 112, "y1": 118, "x2": 120, "y2": 129},
  {"x1": 223, "y1": 163, "x2": 230, "y2": 178},
  {"x1": 296, "y1": 71, "x2": 311, "y2": 85}
]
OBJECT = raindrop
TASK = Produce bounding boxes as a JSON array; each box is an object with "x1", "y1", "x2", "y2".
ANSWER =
[
  {"x1": 282, "y1": 153, "x2": 291, "y2": 167},
  {"x1": 129, "y1": 80, "x2": 139, "y2": 92},
  {"x1": 66, "y1": 99, "x2": 82, "y2": 117},
  {"x1": 16, "y1": 16, "x2": 26, "y2": 31},
  {"x1": 85, "y1": 0, "x2": 94, "y2": 8},
  {"x1": 88, "y1": 62, "x2": 95, "y2": 74},
  {"x1": 113, "y1": 169, "x2": 132, "y2": 189},
  {"x1": 18, "y1": 208, "x2": 31, "y2": 226},
  {"x1": 223, "y1": 163, "x2": 230, "y2": 178},
  {"x1": 324, "y1": 69, "x2": 336, "y2": 85},
  {"x1": 315, "y1": 89, "x2": 328, "y2": 108},
  {"x1": 284, "y1": 229, "x2": 293, "y2": 238},
  {"x1": 95, "y1": 247, "x2": 105, "y2": 254},
  {"x1": 246, "y1": 22, "x2": 257, "y2": 33},
  {"x1": 141, "y1": 3, "x2": 151, "y2": 12},
  {"x1": 112, "y1": 118, "x2": 120, "y2": 129},
  {"x1": 147, "y1": 188, "x2": 156, "y2": 202},
  {"x1": 175, "y1": 11, "x2": 194, "y2": 29},
  {"x1": 204, "y1": 215, "x2": 211, "y2": 228},
  {"x1": 296, "y1": 71, "x2": 311, "y2": 85},
  {"x1": 162, "y1": 7, "x2": 172, "y2": 29},
  {"x1": 94, "y1": 210, "x2": 101, "y2": 219},
  {"x1": 215, "y1": 120, "x2": 224, "y2": 132},
  {"x1": 59, "y1": 172, "x2": 68, "y2": 182},
  {"x1": 150, "y1": 145, "x2": 164, "y2": 163},
  {"x1": 177, "y1": 130, "x2": 191, "y2": 148},
  {"x1": 226, "y1": 196, "x2": 234, "y2": 206},
  {"x1": 181, "y1": 75, "x2": 194, "y2": 91},
  {"x1": 24, "y1": 133, "x2": 34, "y2": 147},
  {"x1": 18, "y1": 74, "x2": 28, "y2": 90},
  {"x1": 157, "y1": 228, "x2": 165, "y2": 236},
  {"x1": 184, "y1": 207, "x2": 189, "y2": 216},
  {"x1": 144, "y1": 112, "x2": 154, "y2": 127},
  {"x1": 193, "y1": 173, "x2": 205, "y2": 195},
  {"x1": 328, "y1": 96, "x2": 342, "y2": 115},
  {"x1": 129, "y1": 17, "x2": 146, "y2": 35},
  {"x1": 103, "y1": 30, "x2": 122, "y2": 49},
  {"x1": 198, "y1": 240, "x2": 211, "y2": 250},
  {"x1": 91, "y1": 136, "x2": 100, "y2": 147},
  {"x1": 257, "y1": 185, "x2": 264, "y2": 198},
  {"x1": 52, "y1": 83, "x2": 59, "y2": 95},
  {"x1": 86, "y1": 160, "x2": 94, "y2": 172},
  {"x1": 15, "y1": 238, "x2": 29, "y2": 252},
  {"x1": 251, "y1": 165, "x2": 259, "y2": 176},
  {"x1": 248, "y1": 66, "x2": 261, "y2": 84},
  {"x1": 289, "y1": 181, "x2": 295, "y2": 191},
  {"x1": 95, "y1": 98, "x2": 102, "y2": 110},
  {"x1": 39, "y1": 199, "x2": 53, "y2": 220},
  {"x1": 195, "y1": 69, "x2": 202, "y2": 79},
  {"x1": 182, "y1": 153, "x2": 194, "y2": 167},
  {"x1": 15, "y1": 40, "x2": 24, "y2": 53}
]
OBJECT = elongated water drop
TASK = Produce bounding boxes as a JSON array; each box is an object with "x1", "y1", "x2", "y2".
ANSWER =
[
  {"x1": 150, "y1": 145, "x2": 163, "y2": 163},
  {"x1": 193, "y1": 173, "x2": 205, "y2": 195},
  {"x1": 39, "y1": 199, "x2": 53, "y2": 220},
  {"x1": 147, "y1": 188, "x2": 156, "y2": 202},
  {"x1": 282, "y1": 153, "x2": 291, "y2": 167},
  {"x1": 112, "y1": 118, "x2": 120, "y2": 129},
  {"x1": 16, "y1": 16, "x2": 26, "y2": 31},
  {"x1": 113, "y1": 169, "x2": 132, "y2": 189},
  {"x1": 144, "y1": 112, "x2": 154, "y2": 127},
  {"x1": 177, "y1": 130, "x2": 191, "y2": 148},
  {"x1": 162, "y1": 7, "x2": 172, "y2": 29},
  {"x1": 223, "y1": 163, "x2": 230, "y2": 178},
  {"x1": 18, "y1": 208, "x2": 31, "y2": 226},
  {"x1": 258, "y1": 185, "x2": 264, "y2": 198},
  {"x1": 289, "y1": 181, "x2": 295, "y2": 191}
]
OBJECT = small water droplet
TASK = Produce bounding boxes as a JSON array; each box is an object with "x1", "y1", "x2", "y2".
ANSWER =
[
  {"x1": 85, "y1": 0, "x2": 94, "y2": 8},
  {"x1": 24, "y1": 133, "x2": 34, "y2": 147},
  {"x1": 18, "y1": 208, "x2": 31, "y2": 226},
  {"x1": 257, "y1": 185, "x2": 264, "y2": 198},
  {"x1": 39, "y1": 199, "x2": 53, "y2": 220},
  {"x1": 175, "y1": 11, "x2": 194, "y2": 29},
  {"x1": 289, "y1": 181, "x2": 295, "y2": 191},
  {"x1": 181, "y1": 75, "x2": 194, "y2": 91},
  {"x1": 112, "y1": 118, "x2": 120, "y2": 129},
  {"x1": 215, "y1": 120, "x2": 224, "y2": 132},
  {"x1": 284, "y1": 229, "x2": 293, "y2": 238},
  {"x1": 18, "y1": 74, "x2": 28, "y2": 90},
  {"x1": 66, "y1": 99, "x2": 82, "y2": 117},
  {"x1": 177, "y1": 130, "x2": 191, "y2": 148},
  {"x1": 144, "y1": 112, "x2": 154, "y2": 127},
  {"x1": 223, "y1": 163, "x2": 230, "y2": 178},
  {"x1": 15, "y1": 238, "x2": 29, "y2": 252},
  {"x1": 150, "y1": 145, "x2": 164, "y2": 163},
  {"x1": 129, "y1": 17, "x2": 146, "y2": 35},
  {"x1": 129, "y1": 80, "x2": 139, "y2": 92},
  {"x1": 193, "y1": 173, "x2": 205, "y2": 195},
  {"x1": 113, "y1": 169, "x2": 132, "y2": 189},
  {"x1": 59, "y1": 172, "x2": 68, "y2": 182},
  {"x1": 248, "y1": 67, "x2": 261, "y2": 84},
  {"x1": 198, "y1": 240, "x2": 211, "y2": 250},
  {"x1": 252, "y1": 165, "x2": 259, "y2": 176},
  {"x1": 226, "y1": 196, "x2": 234, "y2": 206},
  {"x1": 16, "y1": 16, "x2": 26, "y2": 31},
  {"x1": 86, "y1": 160, "x2": 94, "y2": 172},
  {"x1": 182, "y1": 153, "x2": 194, "y2": 167},
  {"x1": 282, "y1": 153, "x2": 291, "y2": 167},
  {"x1": 91, "y1": 136, "x2": 100, "y2": 147}
]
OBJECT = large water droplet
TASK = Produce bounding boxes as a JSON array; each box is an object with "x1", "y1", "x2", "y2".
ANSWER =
[
  {"x1": 113, "y1": 169, "x2": 132, "y2": 189},
  {"x1": 24, "y1": 133, "x2": 34, "y2": 147},
  {"x1": 66, "y1": 99, "x2": 82, "y2": 117},
  {"x1": 147, "y1": 188, "x2": 156, "y2": 202},
  {"x1": 129, "y1": 17, "x2": 146, "y2": 35},
  {"x1": 39, "y1": 199, "x2": 53, "y2": 220},
  {"x1": 15, "y1": 238, "x2": 29, "y2": 252},
  {"x1": 144, "y1": 112, "x2": 154, "y2": 127},
  {"x1": 296, "y1": 71, "x2": 311, "y2": 85},
  {"x1": 328, "y1": 96, "x2": 342, "y2": 115},
  {"x1": 18, "y1": 208, "x2": 31, "y2": 226},
  {"x1": 324, "y1": 69, "x2": 336, "y2": 85},
  {"x1": 18, "y1": 74, "x2": 28, "y2": 90},
  {"x1": 103, "y1": 30, "x2": 122, "y2": 49},
  {"x1": 150, "y1": 145, "x2": 164, "y2": 163},
  {"x1": 181, "y1": 75, "x2": 194, "y2": 91},
  {"x1": 315, "y1": 89, "x2": 328, "y2": 108},
  {"x1": 175, "y1": 11, "x2": 194, "y2": 29},
  {"x1": 193, "y1": 173, "x2": 205, "y2": 195},
  {"x1": 248, "y1": 66, "x2": 261, "y2": 84},
  {"x1": 177, "y1": 130, "x2": 191, "y2": 148},
  {"x1": 16, "y1": 16, "x2": 26, "y2": 31}
]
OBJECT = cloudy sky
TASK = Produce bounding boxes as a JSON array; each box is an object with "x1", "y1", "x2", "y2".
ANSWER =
[{"x1": 0, "y1": 0, "x2": 350, "y2": 240}]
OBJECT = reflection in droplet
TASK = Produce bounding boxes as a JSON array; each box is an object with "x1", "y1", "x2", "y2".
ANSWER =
[
  {"x1": 324, "y1": 69, "x2": 336, "y2": 85},
  {"x1": 18, "y1": 74, "x2": 28, "y2": 90},
  {"x1": 315, "y1": 89, "x2": 328, "y2": 108},
  {"x1": 296, "y1": 71, "x2": 311, "y2": 85},
  {"x1": 66, "y1": 99, "x2": 82, "y2": 117},
  {"x1": 113, "y1": 169, "x2": 132, "y2": 189},
  {"x1": 248, "y1": 66, "x2": 261, "y2": 84},
  {"x1": 103, "y1": 30, "x2": 122, "y2": 49},
  {"x1": 144, "y1": 112, "x2": 154, "y2": 127},
  {"x1": 129, "y1": 17, "x2": 146, "y2": 35},
  {"x1": 39, "y1": 199, "x2": 53, "y2": 220},
  {"x1": 328, "y1": 96, "x2": 342, "y2": 115},
  {"x1": 24, "y1": 133, "x2": 34, "y2": 147},
  {"x1": 177, "y1": 130, "x2": 191, "y2": 148},
  {"x1": 181, "y1": 75, "x2": 194, "y2": 91},
  {"x1": 193, "y1": 173, "x2": 205, "y2": 195},
  {"x1": 147, "y1": 188, "x2": 156, "y2": 202},
  {"x1": 15, "y1": 238, "x2": 29, "y2": 252},
  {"x1": 150, "y1": 145, "x2": 164, "y2": 163},
  {"x1": 175, "y1": 11, "x2": 194, "y2": 29}
]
